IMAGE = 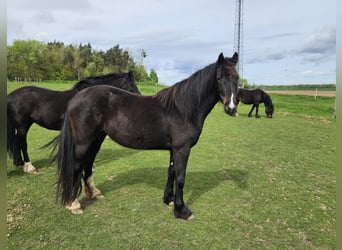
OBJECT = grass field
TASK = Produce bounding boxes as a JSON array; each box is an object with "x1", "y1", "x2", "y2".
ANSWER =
[{"x1": 7, "y1": 82, "x2": 336, "y2": 249}]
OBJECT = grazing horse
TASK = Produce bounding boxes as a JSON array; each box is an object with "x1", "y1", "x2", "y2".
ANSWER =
[
  {"x1": 7, "y1": 72, "x2": 140, "y2": 173},
  {"x1": 236, "y1": 88, "x2": 274, "y2": 118},
  {"x1": 54, "y1": 53, "x2": 239, "y2": 220}
]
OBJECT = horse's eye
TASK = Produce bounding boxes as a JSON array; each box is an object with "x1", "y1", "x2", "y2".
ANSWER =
[{"x1": 217, "y1": 76, "x2": 221, "y2": 81}]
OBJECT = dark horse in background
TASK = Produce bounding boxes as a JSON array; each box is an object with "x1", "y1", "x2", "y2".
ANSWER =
[
  {"x1": 236, "y1": 88, "x2": 274, "y2": 118},
  {"x1": 7, "y1": 72, "x2": 140, "y2": 173},
  {"x1": 53, "y1": 53, "x2": 239, "y2": 220}
]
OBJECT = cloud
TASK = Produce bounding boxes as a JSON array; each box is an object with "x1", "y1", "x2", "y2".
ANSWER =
[
  {"x1": 246, "y1": 26, "x2": 336, "y2": 66},
  {"x1": 246, "y1": 51, "x2": 289, "y2": 64},
  {"x1": 300, "y1": 69, "x2": 335, "y2": 77},
  {"x1": 7, "y1": 17, "x2": 23, "y2": 36},
  {"x1": 32, "y1": 11, "x2": 55, "y2": 24},
  {"x1": 6, "y1": 0, "x2": 336, "y2": 85},
  {"x1": 8, "y1": 0, "x2": 92, "y2": 11},
  {"x1": 300, "y1": 26, "x2": 336, "y2": 56},
  {"x1": 257, "y1": 32, "x2": 300, "y2": 40}
]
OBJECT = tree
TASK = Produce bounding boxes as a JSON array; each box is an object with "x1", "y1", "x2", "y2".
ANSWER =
[
  {"x1": 61, "y1": 45, "x2": 82, "y2": 80},
  {"x1": 7, "y1": 40, "x2": 147, "y2": 82},
  {"x1": 46, "y1": 41, "x2": 65, "y2": 80},
  {"x1": 7, "y1": 40, "x2": 46, "y2": 81},
  {"x1": 148, "y1": 69, "x2": 158, "y2": 83},
  {"x1": 86, "y1": 51, "x2": 105, "y2": 76},
  {"x1": 134, "y1": 64, "x2": 148, "y2": 82}
]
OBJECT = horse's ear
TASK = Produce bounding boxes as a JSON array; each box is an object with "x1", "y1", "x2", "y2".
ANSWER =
[
  {"x1": 128, "y1": 71, "x2": 135, "y2": 81},
  {"x1": 231, "y1": 52, "x2": 239, "y2": 65},
  {"x1": 217, "y1": 52, "x2": 225, "y2": 65}
]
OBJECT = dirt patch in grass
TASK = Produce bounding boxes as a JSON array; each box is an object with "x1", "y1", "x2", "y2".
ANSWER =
[{"x1": 267, "y1": 90, "x2": 336, "y2": 97}]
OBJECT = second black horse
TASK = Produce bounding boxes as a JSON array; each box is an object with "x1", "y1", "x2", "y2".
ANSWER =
[
  {"x1": 236, "y1": 88, "x2": 274, "y2": 118},
  {"x1": 7, "y1": 72, "x2": 140, "y2": 173}
]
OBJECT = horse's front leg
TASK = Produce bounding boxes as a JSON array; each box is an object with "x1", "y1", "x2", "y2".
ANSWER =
[
  {"x1": 255, "y1": 104, "x2": 260, "y2": 118},
  {"x1": 172, "y1": 146, "x2": 194, "y2": 220},
  {"x1": 163, "y1": 151, "x2": 175, "y2": 205},
  {"x1": 248, "y1": 104, "x2": 255, "y2": 117}
]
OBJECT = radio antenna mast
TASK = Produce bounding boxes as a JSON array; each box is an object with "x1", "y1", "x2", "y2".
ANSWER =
[{"x1": 234, "y1": 0, "x2": 244, "y2": 87}]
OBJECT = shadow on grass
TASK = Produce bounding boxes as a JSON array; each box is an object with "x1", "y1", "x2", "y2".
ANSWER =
[
  {"x1": 7, "y1": 167, "x2": 26, "y2": 177},
  {"x1": 95, "y1": 148, "x2": 139, "y2": 164},
  {"x1": 7, "y1": 147, "x2": 137, "y2": 177},
  {"x1": 84, "y1": 166, "x2": 249, "y2": 209},
  {"x1": 6, "y1": 158, "x2": 50, "y2": 177}
]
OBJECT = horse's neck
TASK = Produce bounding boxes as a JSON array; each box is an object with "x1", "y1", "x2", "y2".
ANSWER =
[
  {"x1": 263, "y1": 94, "x2": 272, "y2": 107},
  {"x1": 64, "y1": 88, "x2": 78, "y2": 99},
  {"x1": 195, "y1": 87, "x2": 219, "y2": 123}
]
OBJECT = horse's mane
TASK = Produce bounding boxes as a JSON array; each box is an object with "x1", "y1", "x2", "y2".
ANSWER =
[
  {"x1": 155, "y1": 63, "x2": 217, "y2": 120},
  {"x1": 72, "y1": 72, "x2": 133, "y2": 91}
]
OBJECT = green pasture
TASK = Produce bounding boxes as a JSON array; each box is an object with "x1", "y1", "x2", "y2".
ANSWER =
[{"x1": 7, "y1": 82, "x2": 336, "y2": 249}]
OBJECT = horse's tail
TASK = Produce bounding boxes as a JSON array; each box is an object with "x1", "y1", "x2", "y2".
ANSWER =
[
  {"x1": 7, "y1": 109, "x2": 16, "y2": 159},
  {"x1": 41, "y1": 135, "x2": 60, "y2": 164},
  {"x1": 56, "y1": 114, "x2": 83, "y2": 206}
]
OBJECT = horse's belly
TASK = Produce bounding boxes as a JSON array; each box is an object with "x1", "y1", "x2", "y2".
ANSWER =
[{"x1": 107, "y1": 131, "x2": 169, "y2": 150}]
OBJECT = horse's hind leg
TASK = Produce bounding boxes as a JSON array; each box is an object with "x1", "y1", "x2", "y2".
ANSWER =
[
  {"x1": 66, "y1": 199, "x2": 83, "y2": 214},
  {"x1": 70, "y1": 144, "x2": 104, "y2": 214},
  {"x1": 83, "y1": 134, "x2": 106, "y2": 200},
  {"x1": 11, "y1": 135, "x2": 24, "y2": 168},
  {"x1": 17, "y1": 124, "x2": 37, "y2": 173},
  {"x1": 65, "y1": 142, "x2": 96, "y2": 215}
]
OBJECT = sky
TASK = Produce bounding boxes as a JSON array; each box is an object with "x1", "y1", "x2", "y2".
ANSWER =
[{"x1": 7, "y1": 0, "x2": 336, "y2": 86}]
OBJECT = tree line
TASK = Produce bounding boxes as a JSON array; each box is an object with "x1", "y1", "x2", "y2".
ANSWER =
[{"x1": 7, "y1": 40, "x2": 158, "y2": 83}]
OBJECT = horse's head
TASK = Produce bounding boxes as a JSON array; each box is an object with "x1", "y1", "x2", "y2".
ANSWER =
[
  {"x1": 265, "y1": 105, "x2": 274, "y2": 118},
  {"x1": 216, "y1": 52, "x2": 239, "y2": 116},
  {"x1": 264, "y1": 93, "x2": 274, "y2": 118},
  {"x1": 121, "y1": 71, "x2": 141, "y2": 94}
]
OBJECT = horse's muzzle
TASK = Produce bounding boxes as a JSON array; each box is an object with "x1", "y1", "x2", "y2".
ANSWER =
[
  {"x1": 223, "y1": 95, "x2": 237, "y2": 116},
  {"x1": 224, "y1": 104, "x2": 237, "y2": 116}
]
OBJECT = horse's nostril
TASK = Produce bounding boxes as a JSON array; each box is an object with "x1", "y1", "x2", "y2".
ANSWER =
[{"x1": 224, "y1": 105, "x2": 236, "y2": 116}]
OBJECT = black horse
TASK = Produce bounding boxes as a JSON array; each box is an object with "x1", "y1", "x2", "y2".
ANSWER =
[
  {"x1": 7, "y1": 72, "x2": 140, "y2": 173},
  {"x1": 54, "y1": 53, "x2": 239, "y2": 220},
  {"x1": 236, "y1": 88, "x2": 274, "y2": 118}
]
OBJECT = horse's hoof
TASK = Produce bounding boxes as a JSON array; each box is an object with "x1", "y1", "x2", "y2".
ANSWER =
[
  {"x1": 187, "y1": 214, "x2": 195, "y2": 221},
  {"x1": 70, "y1": 208, "x2": 83, "y2": 215},
  {"x1": 66, "y1": 199, "x2": 83, "y2": 214},
  {"x1": 23, "y1": 162, "x2": 38, "y2": 173},
  {"x1": 168, "y1": 201, "x2": 174, "y2": 206},
  {"x1": 91, "y1": 188, "x2": 104, "y2": 199},
  {"x1": 93, "y1": 193, "x2": 104, "y2": 199}
]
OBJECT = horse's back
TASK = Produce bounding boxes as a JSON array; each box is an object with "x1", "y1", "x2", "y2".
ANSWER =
[
  {"x1": 7, "y1": 86, "x2": 74, "y2": 129},
  {"x1": 237, "y1": 88, "x2": 265, "y2": 104},
  {"x1": 8, "y1": 86, "x2": 70, "y2": 104},
  {"x1": 66, "y1": 85, "x2": 173, "y2": 150}
]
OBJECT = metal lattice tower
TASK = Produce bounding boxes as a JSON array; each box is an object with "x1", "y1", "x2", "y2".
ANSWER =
[{"x1": 234, "y1": 0, "x2": 244, "y2": 87}]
